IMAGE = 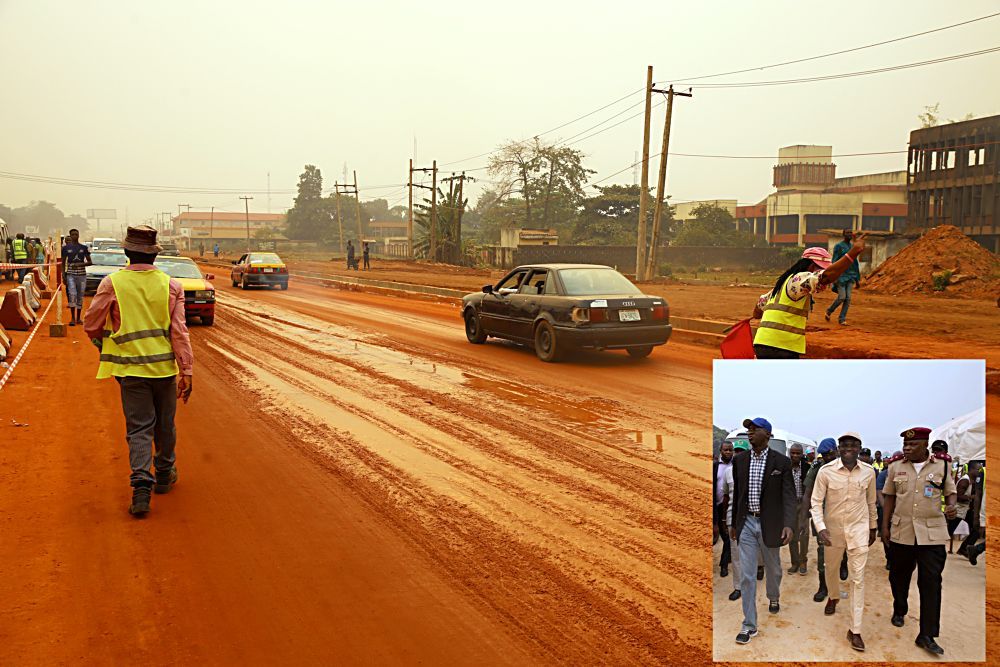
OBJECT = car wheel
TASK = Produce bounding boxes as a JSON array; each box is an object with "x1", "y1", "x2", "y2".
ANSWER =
[
  {"x1": 464, "y1": 309, "x2": 487, "y2": 344},
  {"x1": 627, "y1": 345, "x2": 654, "y2": 359},
  {"x1": 201, "y1": 315, "x2": 214, "y2": 326},
  {"x1": 231, "y1": 275, "x2": 238, "y2": 287},
  {"x1": 241, "y1": 276, "x2": 248, "y2": 290},
  {"x1": 533, "y1": 320, "x2": 562, "y2": 362},
  {"x1": 280, "y1": 282, "x2": 288, "y2": 290}
]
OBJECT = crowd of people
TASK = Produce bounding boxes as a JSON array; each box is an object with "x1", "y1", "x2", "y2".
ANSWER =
[{"x1": 713, "y1": 420, "x2": 986, "y2": 655}]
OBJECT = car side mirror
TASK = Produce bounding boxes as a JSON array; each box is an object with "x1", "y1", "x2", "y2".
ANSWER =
[
  {"x1": 482, "y1": 285, "x2": 493, "y2": 294},
  {"x1": 205, "y1": 273, "x2": 215, "y2": 280}
]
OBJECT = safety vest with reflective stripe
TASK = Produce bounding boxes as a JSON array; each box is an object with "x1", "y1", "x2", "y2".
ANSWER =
[
  {"x1": 12, "y1": 238, "x2": 27, "y2": 260},
  {"x1": 96, "y1": 270, "x2": 179, "y2": 379},
  {"x1": 753, "y1": 276, "x2": 809, "y2": 354}
]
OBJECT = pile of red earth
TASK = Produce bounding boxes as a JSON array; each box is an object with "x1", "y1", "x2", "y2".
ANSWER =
[{"x1": 864, "y1": 225, "x2": 1000, "y2": 298}]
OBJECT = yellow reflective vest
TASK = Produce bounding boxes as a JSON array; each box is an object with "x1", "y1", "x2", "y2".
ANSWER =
[
  {"x1": 754, "y1": 277, "x2": 809, "y2": 355},
  {"x1": 12, "y1": 238, "x2": 27, "y2": 260},
  {"x1": 96, "y1": 270, "x2": 179, "y2": 379}
]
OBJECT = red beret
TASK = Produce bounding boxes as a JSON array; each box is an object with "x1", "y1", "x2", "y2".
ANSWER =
[{"x1": 900, "y1": 427, "x2": 932, "y2": 440}]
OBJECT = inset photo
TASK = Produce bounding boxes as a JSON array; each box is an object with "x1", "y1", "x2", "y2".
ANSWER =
[{"x1": 712, "y1": 359, "x2": 986, "y2": 662}]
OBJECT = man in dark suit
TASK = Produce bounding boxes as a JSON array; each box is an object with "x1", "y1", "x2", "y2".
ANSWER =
[{"x1": 728, "y1": 417, "x2": 797, "y2": 645}]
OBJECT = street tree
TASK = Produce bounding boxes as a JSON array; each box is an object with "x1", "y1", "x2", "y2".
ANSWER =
[
  {"x1": 672, "y1": 203, "x2": 759, "y2": 247},
  {"x1": 286, "y1": 165, "x2": 330, "y2": 240}
]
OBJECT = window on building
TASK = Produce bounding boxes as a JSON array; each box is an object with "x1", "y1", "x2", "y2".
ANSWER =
[
  {"x1": 894, "y1": 217, "x2": 907, "y2": 233},
  {"x1": 774, "y1": 215, "x2": 798, "y2": 235},
  {"x1": 861, "y1": 216, "x2": 890, "y2": 232}
]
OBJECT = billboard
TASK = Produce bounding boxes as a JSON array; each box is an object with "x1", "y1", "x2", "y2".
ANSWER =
[{"x1": 86, "y1": 209, "x2": 117, "y2": 219}]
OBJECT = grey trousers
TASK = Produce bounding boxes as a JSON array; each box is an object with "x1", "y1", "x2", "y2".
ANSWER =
[
  {"x1": 738, "y1": 515, "x2": 783, "y2": 633},
  {"x1": 117, "y1": 376, "x2": 177, "y2": 487}
]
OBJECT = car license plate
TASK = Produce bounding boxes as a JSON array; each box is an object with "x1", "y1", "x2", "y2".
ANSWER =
[
  {"x1": 619, "y1": 309, "x2": 641, "y2": 322},
  {"x1": 263, "y1": 268, "x2": 274, "y2": 273}
]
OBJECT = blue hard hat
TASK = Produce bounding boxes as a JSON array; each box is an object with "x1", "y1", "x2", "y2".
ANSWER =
[{"x1": 818, "y1": 438, "x2": 837, "y2": 454}]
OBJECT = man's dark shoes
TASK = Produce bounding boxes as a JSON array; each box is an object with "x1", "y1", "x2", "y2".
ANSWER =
[
  {"x1": 848, "y1": 631, "x2": 865, "y2": 652},
  {"x1": 720, "y1": 565, "x2": 729, "y2": 577},
  {"x1": 128, "y1": 484, "x2": 152, "y2": 516},
  {"x1": 757, "y1": 566, "x2": 764, "y2": 581},
  {"x1": 824, "y1": 598, "x2": 838, "y2": 615},
  {"x1": 735, "y1": 629, "x2": 757, "y2": 644},
  {"x1": 729, "y1": 589, "x2": 741, "y2": 601},
  {"x1": 969, "y1": 546, "x2": 981, "y2": 566},
  {"x1": 798, "y1": 564, "x2": 807, "y2": 575},
  {"x1": 915, "y1": 634, "x2": 944, "y2": 656},
  {"x1": 768, "y1": 600, "x2": 779, "y2": 614},
  {"x1": 891, "y1": 614, "x2": 905, "y2": 627},
  {"x1": 840, "y1": 560, "x2": 848, "y2": 581},
  {"x1": 154, "y1": 467, "x2": 178, "y2": 494},
  {"x1": 813, "y1": 585, "x2": 828, "y2": 602},
  {"x1": 787, "y1": 564, "x2": 798, "y2": 574}
]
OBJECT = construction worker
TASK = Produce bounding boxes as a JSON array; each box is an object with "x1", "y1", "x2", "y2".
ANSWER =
[
  {"x1": 84, "y1": 225, "x2": 193, "y2": 517},
  {"x1": 881, "y1": 427, "x2": 957, "y2": 656},
  {"x1": 11, "y1": 232, "x2": 29, "y2": 281},
  {"x1": 751, "y1": 235, "x2": 867, "y2": 359}
]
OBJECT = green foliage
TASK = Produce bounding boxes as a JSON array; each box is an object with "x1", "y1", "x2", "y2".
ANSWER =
[
  {"x1": 659, "y1": 263, "x2": 673, "y2": 278},
  {"x1": 780, "y1": 246, "x2": 806, "y2": 261},
  {"x1": 932, "y1": 269, "x2": 953, "y2": 291},
  {"x1": 1, "y1": 200, "x2": 85, "y2": 236},
  {"x1": 413, "y1": 185, "x2": 467, "y2": 263},
  {"x1": 712, "y1": 425, "x2": 729, "y2": 459},
  {"x1": 673, "y1": 203, "x2": 757, "y2": 247},
  {"x1": 286, "y1": 165, "x2": 331, "y2": 241}
]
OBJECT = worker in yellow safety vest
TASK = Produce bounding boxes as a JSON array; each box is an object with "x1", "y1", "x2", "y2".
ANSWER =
[
  {"x1": 751, "y1": 235, "x2": 867, "y2": 359},
  {"x1": 11, "y1": 232, "x2": 29, "y2": 281},
  {"x1": 84, "y1": 225, "x2": 194, "y2": 516}
]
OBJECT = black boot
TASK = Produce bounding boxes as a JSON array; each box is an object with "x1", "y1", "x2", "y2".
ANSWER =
[
  {"x1": 814, "y1": 567, "x2": 827, "y2": 602},
  {"x1": 839, "y1": 554, "x2": 848, "y2": 581},
  {"x1": 154, "y1": 467, "x2": 178, "y2": 494},
  {"x1": 129, "y1": 483, "x2": 153, "y2": 516}
]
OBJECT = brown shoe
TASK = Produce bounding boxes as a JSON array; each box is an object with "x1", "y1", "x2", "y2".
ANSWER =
[
  {"x1": 824, "y1": 598, "x2": 838, "y2": 615},
  {"x1": 848, "y1": 630, "x2": 865, "y2": 652}
]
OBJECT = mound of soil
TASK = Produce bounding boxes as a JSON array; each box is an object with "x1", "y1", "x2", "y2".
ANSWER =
[{"x1": 864, "y1": 225, "x2": 1000, "y2": 298}]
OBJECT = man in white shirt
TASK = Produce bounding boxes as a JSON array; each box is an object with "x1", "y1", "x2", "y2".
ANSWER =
[{"x1": 811, "y1": 431, "x2": 877, "y2": 652}]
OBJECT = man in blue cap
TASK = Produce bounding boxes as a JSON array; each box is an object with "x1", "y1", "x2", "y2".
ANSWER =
[
  {"x1": 728, "y1": 417, "x2": 796, "y2": 645},
  {"x1": 802, "y1": 438, "x2": 844, "y2": 602}
]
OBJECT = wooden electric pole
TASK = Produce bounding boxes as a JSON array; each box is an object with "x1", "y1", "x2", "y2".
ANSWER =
[
  {"x1": 353, "y1": 170, "x2": 364, "y2": 244},
  {"x1": 635, "y1": 65, "x2": 654, "y2": 281},
  {"x1": 645, "y1": 85, "x2": 692, "y2": 281},
  {"x1": 429, "y1": 160, "x2": 438, "y2": 262},
  {"x1": 409, "y1": 162, "x2": 436, "y2": 259},
  {"x1": 407, "y1": 159, "x2": 414, "y2": 258},
  {"x1": 334, "y1": 183, "x2": 345, "y2": 254},
  {"x1": 239, "y1": 196, "x2": 253, "y2": 252}
]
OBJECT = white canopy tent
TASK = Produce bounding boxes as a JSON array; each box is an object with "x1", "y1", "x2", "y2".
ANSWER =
[{"x1": 930, "y1": 406, "x2": 986, "y2": 462}]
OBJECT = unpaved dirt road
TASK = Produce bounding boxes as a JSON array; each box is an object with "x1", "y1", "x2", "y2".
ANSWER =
[{"x1": 0, "y1": 278, "x2": 718, "y2": 665}]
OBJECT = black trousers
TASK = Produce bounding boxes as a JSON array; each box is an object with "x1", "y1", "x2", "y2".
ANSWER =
[
  {"x1": 715, "y1": 503, "x2": 731, "y2": 568},
  {"x1": 888, "y1": 542, "x2": 946, "y2": 638},
  {"x1": 753, "y1": 344, "x2": 800, "y2": 359}
]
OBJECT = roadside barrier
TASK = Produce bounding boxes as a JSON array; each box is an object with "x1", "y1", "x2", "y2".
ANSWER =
[
  {"x1": 0, "y1": 324, "x2": 10, "y2": 361},
  {"x1": 0, "y1": 287, "x2": 36, "y2": 330},
  {"x1": 21, "y1": 275, "x2": 41, "y2": 310},
  {"x1": 0, "y1": 292, "x2": 55, "y2": 392}
]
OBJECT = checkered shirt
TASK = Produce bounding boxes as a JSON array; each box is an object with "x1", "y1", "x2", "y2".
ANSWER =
[
  {"x1": 748, "y1": 447, "x2": 769, "y2": 513},
  {"x1": 792, "y1": 464, "x2": 803, "y2": 501}
]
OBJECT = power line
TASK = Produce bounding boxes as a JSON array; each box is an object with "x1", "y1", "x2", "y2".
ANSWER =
[
  {"x1": 662, "y1": 11, "x2": 1000, "y2": 83},
  {"x1": 670, "y1": 45, "x2": 1000, "y2": 89}
]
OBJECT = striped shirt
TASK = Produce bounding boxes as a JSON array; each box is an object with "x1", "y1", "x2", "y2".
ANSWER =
[
  {"x1": 748, "y1": 447, "x2": 769, "y2": 513},
  {"x1": 792, "y1": 465, "x2": 803, "y2": 501}
]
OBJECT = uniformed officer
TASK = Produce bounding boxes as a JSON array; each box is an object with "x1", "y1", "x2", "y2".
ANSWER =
[{"x1": 881, "y1": 427, "x2": 958, "y2": 656}]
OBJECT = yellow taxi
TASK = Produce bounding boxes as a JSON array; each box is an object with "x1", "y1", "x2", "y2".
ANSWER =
[
  {"x1": 154, "y1": 256, "x2": 216, "y2": 325},
  {"x1": 230, "y1": 252, "x2": 289, "y2": 290}
]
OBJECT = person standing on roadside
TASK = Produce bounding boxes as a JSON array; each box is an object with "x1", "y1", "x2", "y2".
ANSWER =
[
  {"x1": 811, "y1": 432, "x2": 877, "y2": 652},
  {"x1": 751, "y1": 235, "x2": 866, "y2": 359},
  {"x1": 84, "y1": 225, "x2": 193, "y2": 517},
  {"x1": 199, "y1": 241, "x2": 205, "y2": 257},
  {"x1": 213, "y1": 242, "x2": 220, "y2": 258},
  {"x1": 61, "y1": 228, "x2": 92, "y2": 326},
  {"x1": 714, "y1": 442, "x2": 735, "y2": 578},
  {"x1": 786, "y1": 443, "x2": 810, "y2": 576},
  {"x1": 12, "y1": 232, "x2": 29, "y2": 281},
  {"x1": 347, "y1": 240, "x2": 356, "y2": 270},
  {"x1": 881, "y1": 427, "x2": 957, "y2": 656},
  {"x1": 824, "y1": 229, "x2": 861, "y2": 326},
  {"x1": 729, "y1": 417, "x2": 796, "y2": 645},
  {"x1": 363, "y1": 242, "x2": 371, "y2": 270},
  {"x1": 872, "y1": 451, "x2": 885, "y2": 473}
]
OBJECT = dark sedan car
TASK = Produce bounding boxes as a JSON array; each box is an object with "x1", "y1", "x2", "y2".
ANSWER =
[
  {"x1": 462, "y1": 263, "x2": 672, "y2": 362},
  {"x1": 85, "y1": 250, "x2": 129, "y2": 295}
]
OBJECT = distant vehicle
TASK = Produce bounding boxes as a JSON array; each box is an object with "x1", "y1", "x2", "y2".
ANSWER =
[
  {"x1": 230, "y1": 252, "x2": 289, "y2": 290},
  {"x1": 724, "y1": 428, "x2": 816, "y2": 458},
  {"x1": 85, "y1": 250, "x2": 129, "y2": 295},
  {"x1": 159, "y1": 242, "x2": 181, "y2": 256},
  {"x1": 461, "y1": 263, "x2": 672, "y2": 362},
  {"x1": 91, "y1": 237, "x2": 119, "y2": 251},
  {"x1": 0, "y1": 217, "x2": 9, "y2": 277},
  {"x1": 156, "y1": 256, "x2": 216, "y2": 325}
]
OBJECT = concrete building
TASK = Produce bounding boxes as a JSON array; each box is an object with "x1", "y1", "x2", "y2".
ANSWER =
[
  {"x1": 172, "y1": 211, "x2": 287, "y2": 245},
  {"x1": 673, "y1": 199, "x2": 738, "y2": 224},
  {"x1": 370, "y1": 220, "x2": 408, "y2": 241},
  {"x1": 736, "y1": 145, "x2": 908, "y2": 247},
  {"x1": 907, "y1": 114, "x2": 999, "y2": 252}
]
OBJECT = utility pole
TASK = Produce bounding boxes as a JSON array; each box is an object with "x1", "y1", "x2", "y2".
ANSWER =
[
  {"x1": 353, "y1": 171, "x2": 363, "y2": 244},
  {"x1": 161, "y1": 212, "x2": 171, "y2": 235},
  {"x1": 240, "y1": 196, "x2": 253, "y2": 252},
  {"x1": 635, "y1": 66, "x2": 654, "y2": 281},
  {"x1": 176, "y1": 204, "x2": 190, "y2": 237},
  {"x1": 409, "y1": 162, "x2": 435, "y2": 260},
  {"x1": 441, "y1": 172, "x2": 474, "y2": 265},
  {"x1": 334, "y1": 183, "x2": 344, "y2": 254},
  {"x1": 430, "y1": 160, "x2": 438, "y2": 262},
  {"x1": 408, "y1": 159, "x2": 414, "y2": 258},
  {"x1": 644, "y1": 85, "x2": 692, "y2": 281},
  {"x1": 209, "y1": 206, "x2": 215, "y2": 241}
]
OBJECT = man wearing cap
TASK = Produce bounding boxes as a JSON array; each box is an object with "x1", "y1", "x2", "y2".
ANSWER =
[
  {"x1": 881, "y1": 427, "x2": 958, "y2": 656},
  {"x1": 751, "y1": 237, "x2": 866, "y2": 359},
  {"x1": 802, "y1": 438, "x2": 840, "y2": 602},
  {"x1": 728, "y1": 418, "x2": 796, "y2": 644},
  {"x1": 811, "y1": 432, "x2": 877, "y2": 652},
  {"x1": 84, "y1": 225, "x2": 194, "y2": 517}
]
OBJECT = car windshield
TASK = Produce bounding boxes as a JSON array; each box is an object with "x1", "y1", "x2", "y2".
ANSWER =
[
  {"x1": 249, "y1": 253, "x2": 282, "y2": 265},
  {"x1": 558, "y1": 268, "x2": 639, "y2": 296},
  {"x1": 155, "y1": 260, "x2": 203, "y2": 279},
  {"x1": 91, "y1": 252, "x2": 128, "y2": 267}
]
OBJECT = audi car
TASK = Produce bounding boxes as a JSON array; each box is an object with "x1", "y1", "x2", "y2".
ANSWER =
[
  {"x1": 461, "y1": 264, "x2": 672, "y2": 362},
  {"x1": 230, "y1": 252, "x2": 289, "y2": 289}
]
